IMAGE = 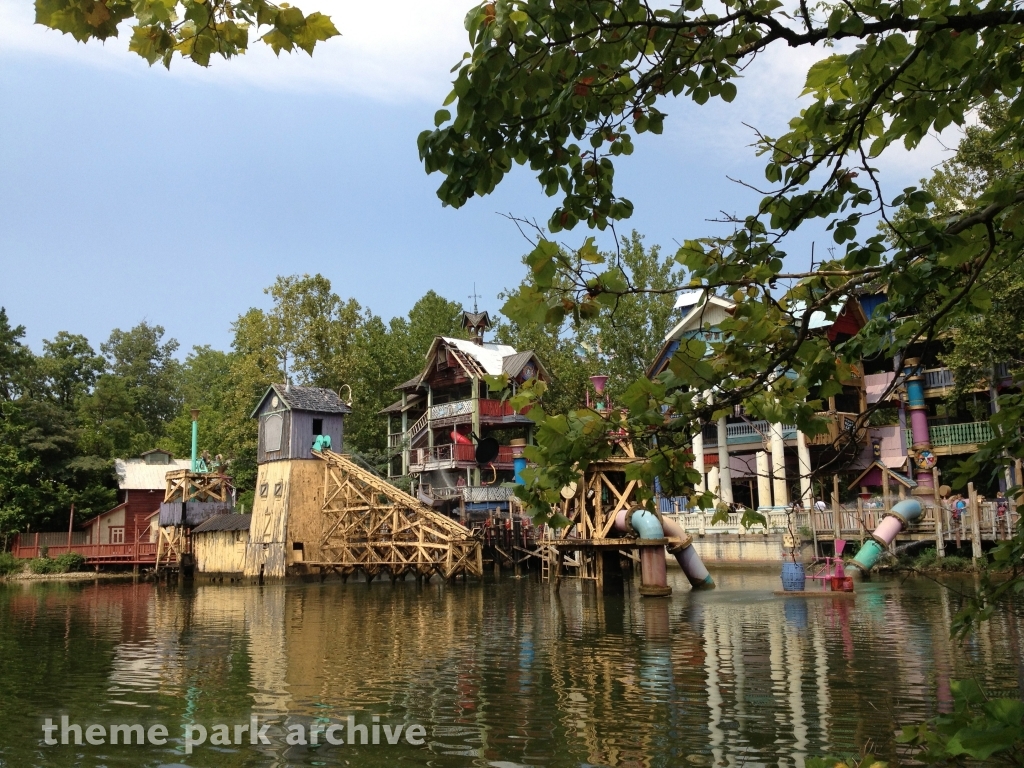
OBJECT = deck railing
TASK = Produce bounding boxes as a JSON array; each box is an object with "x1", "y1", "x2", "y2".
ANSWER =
[
  {"x1": 410, "y1": 444, "x2": 516, "y2": 470},
  {"x1": 702, "y1": 420, "x2": 798, "y2": 448},
  {"x1": 906, "y1": 420, "x2": 995, "y2": 448},
  {"x1": 10, "y1": 537, "x2": 171, "y2": 563},
  {"x1": 923, "y1": 367, "x2": 955, "y2": 390},
  {"x1": 662, "y1": 499, "x2": 1018, "y2": 540}
]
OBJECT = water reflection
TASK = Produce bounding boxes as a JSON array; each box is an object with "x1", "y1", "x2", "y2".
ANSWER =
[{"x1": 1, "y1": 570, "x2": 1022, "y2": 767}]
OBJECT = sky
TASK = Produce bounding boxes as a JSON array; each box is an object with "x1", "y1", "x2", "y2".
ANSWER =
[{"x1": 0, "y1": 0, "x2": 954, "y2": 356}]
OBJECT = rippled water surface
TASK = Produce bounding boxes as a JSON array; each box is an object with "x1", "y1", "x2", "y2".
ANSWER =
[{"x1": 1, "y1": 569, "x2": 1022, "y2": 767}]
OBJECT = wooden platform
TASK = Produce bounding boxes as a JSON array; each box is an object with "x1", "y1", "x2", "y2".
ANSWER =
[{"x1": 773, "y1": 590, "x2": 856, "y2": 598}]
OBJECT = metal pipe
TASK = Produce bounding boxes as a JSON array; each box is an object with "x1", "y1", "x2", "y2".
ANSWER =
[
  {"x1": 610, "y1": 508, "x2": 671, "y2": 597},
  {"x1": 611, "y1": 509, "x2": 715, "y2": 591},
  {"x1": 849, "y1": 498, "x2": 923, "y2": 574},
  {"x1": 662, "y1": 515, "x2": 715, "y2": 589},
  {"x1": 190, "y1": 409, "x2": 200, "y2": 472}
]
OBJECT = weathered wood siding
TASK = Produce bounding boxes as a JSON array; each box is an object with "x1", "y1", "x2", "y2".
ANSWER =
[
  {"x1": 159, "y1": 501, "x2": 235, "y2": 527},
  {"x1": 257, "y1": 406, "x2": 292, "y2": 463},
  {"x1": 244, "y1": 461, "x2": 292, "y2": 577},
  {"x1": 195, "y1": 530, "x2": 248, "y2": 574},
  {"x1": 281, "y1": 459, "x2": 325, "y2": 565},
  {"x1": 288, "y1": 412, "x2": 344, "y2": 460},
  {"x1": 123, "y1": 489, "x2": 164, "y2": 542}
]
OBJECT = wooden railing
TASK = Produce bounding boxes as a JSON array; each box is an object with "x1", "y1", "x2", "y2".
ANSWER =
[
  {"x1": 702, "y1": 420, "x2": 798, "y2": 447},
  {"x1": 906, "y1": 420, "x2": 995, "y2": 448},
  {"x1": 10, "y1": 537, "x2": 171, "y2": 563},
  {"x1": 410, "y1": 444, "x2": 516, "y2": 470},
  {"x1": 663, "y1": 499, "x2": 1018, "y2": 541}
]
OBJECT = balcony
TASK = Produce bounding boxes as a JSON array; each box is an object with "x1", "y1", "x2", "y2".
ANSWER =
[
  {"x1": 907, "y1": 420, "x2": 994, "y2": 450},
  {"x1": 702, "y1": 420, "x2": 797, "y2": 449},
  {"x1": 427, "y1": 485, "x2": 517, "y2": 503},
  {"x1": 921, "y1": 364, "x2": 1016, "y2": 394},
  {"x1": 409, "y1": 443, "x2": 516, "y2": 472},
  {"x1": 428, "y1": 398, "x2": 524, "y2": 423}
]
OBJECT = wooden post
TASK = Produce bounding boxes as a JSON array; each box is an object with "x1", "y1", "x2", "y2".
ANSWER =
[
  {"x1": 882, "y1": 466, "x2": 892, "y2": 515},
  {"x1": 832, "y1": 474, "x2": 841, "y2": 541},
  {"x1": 66, "y1": 502, "x2": 75, "y2": 550},
  {"x1": 968, "y1": 482, "x2": 983, "y2": 562},
  {"x1": 932, "y1": 467, "x2": 945, "y2": 558},
  {"x1": 856, "y1": 496, "x2": 866, "y2": 545}
]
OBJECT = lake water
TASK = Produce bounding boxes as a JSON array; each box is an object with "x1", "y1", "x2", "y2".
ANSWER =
[{"x1": 1, "y1": 569, "x2": 1022, "y2": 768}]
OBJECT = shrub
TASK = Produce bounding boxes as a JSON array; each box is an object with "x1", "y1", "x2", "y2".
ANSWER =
[
  {"x1": 29, "y1": 557, "x2": 58, "y2": 574},
  {"x1": 0, "y1": 552, "x2": 23, "y2": 576},
  {"x1": 29, "y1": 553, "x2": 87, "y2": 574},
  {"x1": 912, "y1": 548, "x2": 974, "y2": 572},
  {"x1": 54, "y1": 553, "x2": 85, "y2": 572}
]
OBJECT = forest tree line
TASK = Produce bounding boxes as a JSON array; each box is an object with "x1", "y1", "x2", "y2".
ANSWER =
[{"x1": 0, "y1": 232, "x2": 679, "y2": 536}]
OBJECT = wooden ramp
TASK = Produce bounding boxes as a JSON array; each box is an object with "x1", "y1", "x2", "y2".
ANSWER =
[{"x1": 310, "y1": 450, "x2": 483, "y2": 580}]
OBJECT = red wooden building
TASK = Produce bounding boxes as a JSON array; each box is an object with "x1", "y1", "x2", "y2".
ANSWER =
[{"x1": 11, "y1": 449, "x2": 191, "y2": 565}]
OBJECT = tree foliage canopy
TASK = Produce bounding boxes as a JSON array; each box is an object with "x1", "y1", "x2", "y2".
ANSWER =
[
  {"x1": 35, "y1": 0, "x2": 338, "y2": 67},
  {"x1": 419, "y1": 0, "x2": 1024, "y2": 520}
]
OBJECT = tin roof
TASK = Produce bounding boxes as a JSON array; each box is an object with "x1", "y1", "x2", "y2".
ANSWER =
[
  {"x1": 114, "y1": 457, "x2": 193, "y2": 490},
  {"x1": 192, "y1": 513, "x2": 252, "y2": 533}
]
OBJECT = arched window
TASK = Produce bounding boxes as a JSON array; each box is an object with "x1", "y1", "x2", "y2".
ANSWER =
[{"x1": 264, "y1": 413, "x2": 283, "y2": 453}]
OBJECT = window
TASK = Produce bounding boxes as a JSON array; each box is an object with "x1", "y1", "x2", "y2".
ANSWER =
[
  {"x1": 110, "y1": 527, "x2": 125, "y2": 544},
  {"x1": 264, "y1": 413, "x2": 283, "y2": 452},
  {"x1": 312, "y1": 418, "x2": 323, "y2": 435},
  {"x1": 274, "y1": 481, "x2": 284, "y2": 497},
  {"x1": 259, "y1": 483, "x2": 269, "y2": 497}
]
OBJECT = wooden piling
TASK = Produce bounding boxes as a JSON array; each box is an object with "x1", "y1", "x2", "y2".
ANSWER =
[
  {"x1": 832, "y1": 474, "x2": 841, "y2": 541},
  {"x1": 968, "y1": 482, "x2": 983, "y2": 562},
  {"x1": 932, "y1": 467, "x2": 945, "y2": 558}
]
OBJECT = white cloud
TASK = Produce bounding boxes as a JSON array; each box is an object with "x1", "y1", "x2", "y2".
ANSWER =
[{"x1": 0, "y1": 0, "x2": 476, "y2": 100}]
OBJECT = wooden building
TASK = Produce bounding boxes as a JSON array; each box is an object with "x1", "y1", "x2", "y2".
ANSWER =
[
  {"x1": 240, "y1": 384, "x2": 482, "y2": 581},
  {"x1": 244, "y1": 385, "x2": 350, "y2": 578},
  {"x1": 192, "y1": 514, "x2": 251, "y2": 575},
  {"x1": 252, "y1": 384, "x2": 350, "y2": 463},
  {"x1": 381, "y1": 310, "x2": 548, "y2": 519},
  {"x1": 97, "y1": 449, "x2": 192, "y2": 544}
]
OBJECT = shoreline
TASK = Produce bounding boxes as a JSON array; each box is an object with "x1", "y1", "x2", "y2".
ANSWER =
[{"x1": 1, "y1": 571, "x2": 141, "y2": 583}]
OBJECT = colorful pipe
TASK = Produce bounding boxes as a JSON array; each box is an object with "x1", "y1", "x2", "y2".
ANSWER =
[
  {"x1": 903, "y1": 358, "x2": 934, "y2": 489},
  {"x1": 663, "y1": 515, "x2": 715, "y2": 589},
  {"x1": 612, "y1": 509, "x2": 716, "y2": 592},
  {"x1": 848, "y1": 498, "x2": 923, "y2": 573}
]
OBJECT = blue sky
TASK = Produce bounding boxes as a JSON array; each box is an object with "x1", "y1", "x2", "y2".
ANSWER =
[{"x1": 0, "y1": 0, "x2": 949, "y2": 355}]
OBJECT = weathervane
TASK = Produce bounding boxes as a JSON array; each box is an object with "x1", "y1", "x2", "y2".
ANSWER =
[{"x1": 469, "y1": 283, "x2": 481, "y2": 313}]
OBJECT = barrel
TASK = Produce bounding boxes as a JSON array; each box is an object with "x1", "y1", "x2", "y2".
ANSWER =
[{"x1": 781, "y1": 561, "x2": 806, "y2": 592}]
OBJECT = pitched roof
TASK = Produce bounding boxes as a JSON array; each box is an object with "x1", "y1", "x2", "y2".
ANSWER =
[
  {"x1": 441, "y1": 337, "x2": 517, "y2": 376},
  {"x1": 462, "y1": 310, "x2": 492, "y2": 330},
  {"x1": 502, "y1": 350, "x2": 549, "y2": 381},
  {"x1": 192, "y1": 513, "x2": 252, "y2": 533},
  {"x1": 379, "y1": 399, "x2": 405, "y2": 415},
  {"x1": 251, "y1": 384, "x2": 352, "y2": 418},
  {"x1": 394, "y1": 377, "x2": 425, "y2": 392},
  {"x1": 114, "y1": 457, "x2": 193, "y2": 490}
]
